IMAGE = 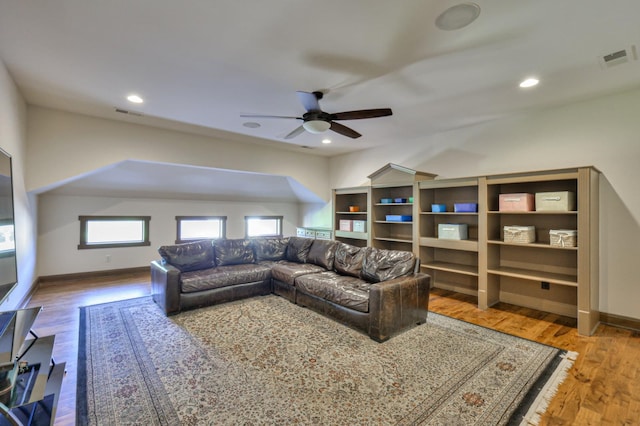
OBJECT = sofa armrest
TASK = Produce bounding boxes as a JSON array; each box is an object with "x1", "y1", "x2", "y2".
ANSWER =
[
  {"x1": 150, "y1": 260, "x2": 181, "y2": 315},
  {"x1": 368, "y1": 272, "x2": 431, "y2": 342}
]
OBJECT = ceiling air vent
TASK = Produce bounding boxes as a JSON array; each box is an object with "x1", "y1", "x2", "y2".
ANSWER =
[
  {"x1": 599, "y1": 45, "x2": 637, "y2": 69},
  {"x1": 114, "y1": 107, "x2": 144, "y2": 117}
]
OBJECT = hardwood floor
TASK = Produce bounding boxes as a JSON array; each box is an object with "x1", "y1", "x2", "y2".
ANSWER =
[
  {"x1": 22, "y1": 272, "x2": 640, "y2": 425},
  {"x1": 24, "y1": 272, "x2": 151, "y2": 426}
]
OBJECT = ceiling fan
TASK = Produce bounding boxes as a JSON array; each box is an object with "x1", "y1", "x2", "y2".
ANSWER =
[{"x1": 241, "y1": 91, "x2": 393, "y2": 139}]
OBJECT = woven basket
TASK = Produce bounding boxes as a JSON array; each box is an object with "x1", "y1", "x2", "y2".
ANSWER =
[
  {"x1": 503, "y1": 226, "x2": 535, "y2": 244},
  {"x1": 550, "y1": 230, "x2": 577, "y2": 247}
]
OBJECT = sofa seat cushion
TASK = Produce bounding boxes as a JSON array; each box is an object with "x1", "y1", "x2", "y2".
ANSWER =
[
  {"x1": 180, "y1": 263, "x2": 272, "y2": 293},
  {"x1": 271, "y1": 261, "x2": 326, "y2": 286},
  {"x1": 295, "y1": 271, "x2": 371, "y2": 313}
]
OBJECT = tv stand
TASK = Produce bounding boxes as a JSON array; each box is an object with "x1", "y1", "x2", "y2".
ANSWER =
[{"x1": 0, "y1": 307, "x2": 65, "y2": 426}]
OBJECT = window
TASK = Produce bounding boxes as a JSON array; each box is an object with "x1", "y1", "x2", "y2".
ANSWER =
[
  {"x1": 78, "y1": 216, "x2": 150, "y2": 249},
  {"x1": 245, "y1": 216, "x2": 283, "y2": 238},
  {"x1": 175, "y1": 216, "x2": 227, "y2": 243}
]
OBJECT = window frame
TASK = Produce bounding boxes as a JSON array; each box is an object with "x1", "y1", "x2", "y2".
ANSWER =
[
  {"x1": 175, "y1": 215, "x2": 227, "y2": 243},
  {"x1": 244, "y1": 215, "x2": 283, "y2": 238},
  {"x1": 78, "y1": 215, "x2": 151, "y2": 249}
]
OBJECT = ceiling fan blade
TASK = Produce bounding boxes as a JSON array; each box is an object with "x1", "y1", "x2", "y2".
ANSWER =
[
  {"x1": 240, "y1": 114, "x2": 301, "y2": 119},
  {"x1": 330, "y1": 122, "x2": 362, "y2": 139},
  {"x1": 284, "y1": 125, "x2": 306, "y2": 139},
  {"x1": 296, "y1": 91, "x2": 321, "y2": 112},
  {"x1": 332, "y1": 108, "x2": 393, "y2": 120}
]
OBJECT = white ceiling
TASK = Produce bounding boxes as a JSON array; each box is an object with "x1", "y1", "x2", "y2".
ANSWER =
[{"x1": 2, "y1": 0, "x2": 640, "y2": 200}]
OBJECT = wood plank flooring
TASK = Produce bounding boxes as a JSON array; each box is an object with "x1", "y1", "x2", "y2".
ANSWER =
[{"x1": 22, "y1": 272, "x2": 640, "y2": 425}]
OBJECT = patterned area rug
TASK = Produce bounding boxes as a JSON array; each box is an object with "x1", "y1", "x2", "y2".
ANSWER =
[{"x1": 77, "y1": 296, "x2": 576, "y2": 425}]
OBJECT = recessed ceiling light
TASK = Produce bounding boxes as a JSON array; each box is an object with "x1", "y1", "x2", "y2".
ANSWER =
[
  {"x1": 435, "y1": 3, "x2": 481, "y2": 31},
  {"x1": 243, "y1": 122, "x2": 261, "y2": 128},
  {"x1": 127, "y1": 94, "x2": 144, "y2": 103},
  {"x1": 322, "y1": 139, "x2": 332, "y2": 144},
  {"x1": 519, "y1": 78, "x2": 540, "y2": 88}
]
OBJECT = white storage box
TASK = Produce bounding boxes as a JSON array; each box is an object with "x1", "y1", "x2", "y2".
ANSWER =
[
  {"x1": 315, "y1": 230, "x2": 332, "y2": 240},
  {"x1": 352, "y1": 220, "x2": 366, "y2": 233},
  {"x1": 339, "y1": 220, "x2": 353, "y2": 232},
  {"x1": 438, "y1": 223, "x2": 468, "y2": 240},
  {"x1": 503, "y1": 226, "x2": 535, "y2": 244},
  {"x1": 550, "y1": 229, "x2": 577, "y2": 247},
  {"x1": 535, "y1": 191, "x2": 576, "y2": 211}
]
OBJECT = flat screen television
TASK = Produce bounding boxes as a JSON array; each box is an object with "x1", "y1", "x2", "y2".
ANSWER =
[{"x1": 0, "y1": 148, "x2": 17, "y2": 303}]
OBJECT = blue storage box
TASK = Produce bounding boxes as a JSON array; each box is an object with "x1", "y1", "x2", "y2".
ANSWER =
[
  {"x1": 380, "y1": 198, "x2": 393, "y2": 204},
  {"x1": 431, "y1": 204, "x2": 447, "y2": 212},
  {"x1": 386, "y1": 215, "x2": 412, "y2": 222},
  {"x1": 454, "y1": 203, "x2": 478, "y2": 213},
  {"x1": 394, "y1": 197, "x2": 407, "y2": 203}
]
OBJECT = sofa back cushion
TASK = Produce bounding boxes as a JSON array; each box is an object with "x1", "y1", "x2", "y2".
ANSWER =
[
  {"x1": 306, "y1": 239, "x2": 338, "y2": 270},
  {"x1": 361, "y1": 247, "x2": 415, "y2": 283},
  {"x1": 333, "y1": 243, "x2": 365, "y2": 278},
  {"x1": 285, "y1": 236, "x2": 314, "y2": 263},
  {"x1": 252, "y1": 237, "x2": 289, "y2": 262},
  {"x1": 214, "y1": 239, "x2": 255, "y2": 266},
  {"x1": 158, "y1": 240, "x2": 215, "y2": 272}
]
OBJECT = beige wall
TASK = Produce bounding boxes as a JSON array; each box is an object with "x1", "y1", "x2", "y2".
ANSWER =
[
  {"x1": 329, "y1": 88, "x2": 640, "y2": 320},
  {"x1": 0, "y1": 60, "x2": 34, "y2": 310},
  {"x1": 26, "y1": 107, "x2": 331, "y2": 201},
  {"x1": 37, "y1": 194, "x2": 301, "y2": 276}
]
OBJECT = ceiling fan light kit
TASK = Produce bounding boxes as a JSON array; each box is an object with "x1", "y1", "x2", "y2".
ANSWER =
[{"x1": 303, "y1": 120, "x2": 331, "y2": 134}]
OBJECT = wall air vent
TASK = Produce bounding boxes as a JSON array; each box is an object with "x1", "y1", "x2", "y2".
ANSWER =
[
  {"x1": 599, "y1": 45, "x2": 637, "y2": 69},
  {"x1": 114, "y1": 107, "x2": 144, "y2": 117}
]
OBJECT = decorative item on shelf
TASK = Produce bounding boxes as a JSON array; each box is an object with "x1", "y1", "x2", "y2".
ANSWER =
[
  {"x1": 393, "y1": 197, "x2": 407, "y2": 203},
  {"x1": 431, "y1": 204, "x2": 447, "y2": 212},
  {"x1": 438, "y1": 223, "x2": 468, "y2": 240},
  {"x1": 380, "y1": 198, "x2": 393, "y2": 204},
  {"x1": 503, "y1": 225, "x2": 536, "y2": 243},
  {"x1": 454, "y1": 203, "x2": 478, "y2": 213},
  {"x1": 550, "y1": 229, "x2": 577, "y2": 247},
  {"x1": 352, "y1": 220, "x2": 366, "y2": 232},
  {"x1": 535, "y1": 191, "x2": 576, "y2": 211},
  {"x1": 348, "y1": 205, "x2": 360, "y2": 212},
  {"x1": 499, "y1": 193, "x2": 535, "y2": 211},
  {"x1": 339, "y1": 220, "x2": 353, "y2": 231},
  {"x1": 409, "y1": 197, "x2": 414, "y2": 203},
  {"x1": 385, "y1": 215, "x2": 412, "y2": 222}
]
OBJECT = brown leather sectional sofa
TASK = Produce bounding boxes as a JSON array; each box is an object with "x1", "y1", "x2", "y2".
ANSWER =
[{"x1": 150, "y1": 236, "x2": 431, "y2": 342}]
